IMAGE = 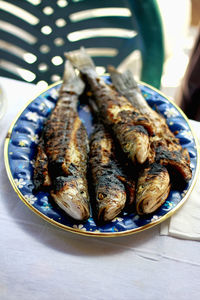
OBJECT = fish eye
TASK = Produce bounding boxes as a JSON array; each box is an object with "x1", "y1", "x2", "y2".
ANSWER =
[
  {"x1": 80, "y1": 190, "x2": 87, "y2": 197},
  {"x1": 98, "y1": 192, "x2": 107, "y2": 199}
]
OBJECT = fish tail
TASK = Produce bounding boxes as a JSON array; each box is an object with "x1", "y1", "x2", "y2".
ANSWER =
[
  {"x1": 108, "y1": 65, "x2": 150, "y2": 113},
  {"x1": 108, "y1": 65, "x2": 138, "y2": 95},
  {"x1": 62, "y1": 60, "x2": 76, "y2": 83},
  {"x1": 60, "y1": 60, "x2": 85, "y2": 95},
  {"x1": 65, "y1": 47, "x2": 96, "y2": 75}
]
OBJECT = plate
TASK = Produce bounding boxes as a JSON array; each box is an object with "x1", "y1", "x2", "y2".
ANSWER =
[{"x1": 4, "y1": 78, "x2": 199, "y2": 237}]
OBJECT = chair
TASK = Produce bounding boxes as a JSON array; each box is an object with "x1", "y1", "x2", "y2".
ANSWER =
[{"x1": 0, "y1": 0, "x2": 164, "y2": 89}]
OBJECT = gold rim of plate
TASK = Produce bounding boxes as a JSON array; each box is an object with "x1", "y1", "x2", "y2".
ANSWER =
[{"x1": 4, "y1": 81, "x2": 200, "y2": 237}]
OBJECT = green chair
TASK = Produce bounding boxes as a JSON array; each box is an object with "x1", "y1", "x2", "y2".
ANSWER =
[{"x1": 0, "y1": 0, "x2": 164, "y2": 89}]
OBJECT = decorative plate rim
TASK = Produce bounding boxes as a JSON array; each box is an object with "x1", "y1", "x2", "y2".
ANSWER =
[{"x1": 4, "y1": 81, "x2": 200, "y2": 237}]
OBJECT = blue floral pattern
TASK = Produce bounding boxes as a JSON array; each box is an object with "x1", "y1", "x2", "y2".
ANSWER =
[{"x1": 6, "y1": 78, "x2": 198, "y2": 236}]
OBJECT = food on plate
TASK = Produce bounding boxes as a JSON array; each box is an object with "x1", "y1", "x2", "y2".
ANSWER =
[
  {"x1": 108, "y1": 66, "x2": 192, "y2": 214},
  {"x1": 109, "y1": 67, "x2": 192, "y2": 183},
  {"x1": 34, "y1": 61, "x2": 90, "y2": 221},
  {"x1": 89, "y1": 113, "x2": 136, "y2": 222},
  {"x1": 89, "y1": 121, "x2": 127, "y2": 222},
  {"x1": 66, "y1": 47, "x2": 154, "y2": 164},
  {"x1": 33, "y1": 47, "x2": 193, "y2": 222}
]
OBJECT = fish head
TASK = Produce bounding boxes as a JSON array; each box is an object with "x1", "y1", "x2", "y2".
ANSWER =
[
  {"x1": 51, "y1": 176, "x2": 90, "y2": 221},
  {"x1": 136, "y1": 164, "x2": 171, "y2": 215},
  {"x1": 96, "y1": 183, "x2": 126, "y2": 222}
]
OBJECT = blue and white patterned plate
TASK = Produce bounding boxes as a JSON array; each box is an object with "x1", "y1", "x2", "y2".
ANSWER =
[{"x1": 4, "y1": 78, "x2": 199, "y2": 237}]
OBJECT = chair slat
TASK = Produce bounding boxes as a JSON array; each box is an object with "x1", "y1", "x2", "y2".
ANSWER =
[{"x1": 0, "y1": 0, "x2": 164, "y2": 88}]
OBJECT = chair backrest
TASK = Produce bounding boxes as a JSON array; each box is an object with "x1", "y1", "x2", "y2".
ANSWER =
[{"x1": 0, "y1": 0, "x2": 164, "y2": 88}]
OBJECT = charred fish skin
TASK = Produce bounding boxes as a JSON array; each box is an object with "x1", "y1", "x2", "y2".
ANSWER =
[
  {"x1": 109, "y1": 66, "x2": 176, "y2": 137},
  {"x1": 108, "y1": 67, "x2": 153, "y2": 114},
  {"x1": 154, "y1": 141, "x2": 192, "y2": 183},
  {"x1": 88, "y1": 97, "x2": 136, "y2": 213},
  {"x1": 66, "y1": 47, "x2": 154, "y2": 165},
  {"x1": 44, "y1": 109, "x2": 89, "y2": 178},
  {"x1": 108, "y1": 66, "x2": 165, "y2": 129},
  {"x1": 49, "y1": 62, "x2": 90, "y2": 220},
  {"x1": 109, "y1": 66, "x2": 192, "y2": 183},
  {"x1": 113, "y1": 122, "x2": 149, "y2": 164},
  {"x1": 136, "y1": 163, "x2": 171, "y2": 215},
  {"x1": 33, "y1": 138, "x2": 51, "y2": 191},
  {"x1": 89, "y1": 122, "x2": 127, "y2": 222},
  {"x1": 34, "y1": 61, "x2": 90, "y2": 221},
  {"x1": 109, "y1": 66, "x2": 189, "y2": 214}
]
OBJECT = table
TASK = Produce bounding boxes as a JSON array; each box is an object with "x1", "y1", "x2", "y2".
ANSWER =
[{"x1": 1, "y1": 77, "x2": 200, "y2": 300}]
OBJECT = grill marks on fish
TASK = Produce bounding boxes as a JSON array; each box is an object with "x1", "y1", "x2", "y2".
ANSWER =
[
  {"x1": 89, "y1": 122, "x2": 135, "y2": 222},
  {"x1": 48, "y1": 100, "x2": 90, "y2": 220},
  {"x1": 102, "y1": 96, "x2": 154, "y2": 136},
  {"x1": 33, "y1": 61, "x2": 90, "y2": 221},
  {"x1": 45, "y1": 106, "x2": 87, "y2": 177},
  {"x1": 93, "y1": 81, "x2": 155, "y2": 156},
  {"x1": 33, "y1": 138, "x2": 51, "y2": 191},
  {"x1": 108, "y1": 65, "x2": 192, "y2": 215},
  {"x1": 99, "y1": 93, "x2": 151, "y2": 164},
  {"x1": 44, "y1": 98, "x2": 77, "y2": 176},
  {"x1": 34, "y1": 50, "x2": 193, "y2": 221},
  {"x1": 109, "y1": 66, "x2": 192, "y2": 183},
  {"x1": 153, "y1": 141, "x2": 192, "y2": 182},
  {"x1": 66, "y1": 47, "x2": 154, "y2": 164},
  {"x1": 148, "y1": 117, "x2": 192, "y2": 182}
]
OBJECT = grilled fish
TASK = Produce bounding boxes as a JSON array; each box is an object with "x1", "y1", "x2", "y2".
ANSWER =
[
  {"x1": 89, "y1": 122, "x2": 127, "y2": 222},
  {"x1": 136, "y1": 163, "x2": 171, "y2": 215},
  {"x1": 66, "y1": 47, "x2": 154, "y2": 164},
  {"x1": 109, "y1": 66, "x2": 192, "y2": 214},
  {"x1": 109, "y1": 67, "x2": 192, "y2": 183},
  {"x1": 34, "y1": 61, "x2": 90, "y2": 221},
  {"x1": 88, "y1": 97, "x2": 135, "y2": 221}
]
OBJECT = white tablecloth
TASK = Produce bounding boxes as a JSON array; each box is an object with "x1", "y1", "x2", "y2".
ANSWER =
[{"x1": 1, "y1": 77, "x2": 200, "y2": 300}]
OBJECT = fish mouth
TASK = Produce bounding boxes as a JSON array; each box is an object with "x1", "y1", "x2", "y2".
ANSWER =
[
  {"x1": 51, "y1": 177, "x2": 90, "y2": 221},
  {"x1": 97, "y1": 189, "x2": 126, "y2": 222},
  {"x1": 101, "y1": 204, "x2": 123, "y2": 222}
]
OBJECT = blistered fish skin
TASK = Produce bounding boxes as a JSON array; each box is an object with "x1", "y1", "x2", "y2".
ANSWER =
[
  {"x1": 89, "y1": 123, "x2": 128, "y2": 222},
  {"x1": 33, "y1": 139, "x2": 51, "y2": 191},
  {"x1": 34, "y1": 61, "x2": 90, "y2": 221},
  {"x1": 109, "y1": 66, "x2": 192, "y2": 183},
  {"x1": 66, "y1": 47, "x2": 154, "y2": 165}
]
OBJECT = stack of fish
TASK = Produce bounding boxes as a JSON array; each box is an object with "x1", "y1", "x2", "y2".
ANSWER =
[{"x1": 33, "y1": 48, "x2": 192, "y2": 223}]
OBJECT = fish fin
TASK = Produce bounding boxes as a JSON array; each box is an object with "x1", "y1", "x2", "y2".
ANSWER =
[
  {"x1": 65, "y1": 47, "x2": 96, "y2": 74},
  {"x1": 108, "y1": 65, "x2": 138, "y2": 95},
  {"x1": 61, "y1": 60, "x2": 85, "y2": 95}
]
